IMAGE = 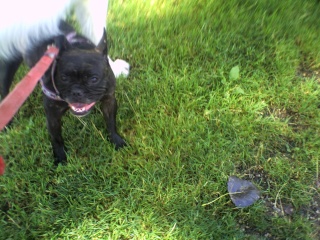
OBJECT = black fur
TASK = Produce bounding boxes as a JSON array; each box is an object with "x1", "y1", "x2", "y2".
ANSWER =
[{"x1": 0, "y1": 21, "x2": 126, "y2": 165}]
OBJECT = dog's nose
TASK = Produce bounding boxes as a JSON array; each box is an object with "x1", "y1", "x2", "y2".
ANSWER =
[{"x1": 71, "y1": 89, "x2": 84, "y2": 97}]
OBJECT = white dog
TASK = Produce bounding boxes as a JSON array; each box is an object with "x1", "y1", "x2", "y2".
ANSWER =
[{"x1": 0, "y1": 0, "x2": 129, "y2": 78}]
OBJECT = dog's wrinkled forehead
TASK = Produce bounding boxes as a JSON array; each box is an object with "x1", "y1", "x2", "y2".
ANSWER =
[{"x1": 57, "y1": 50, "x2": 109, "y2": 75}]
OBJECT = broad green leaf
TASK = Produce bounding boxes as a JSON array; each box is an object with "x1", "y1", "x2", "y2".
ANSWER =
[
  {"x1": 229, "y1": 65, "x2": 240, "y2": 80},
  {"x1": 234, "y1": 86, "x2": 245, "y2": 94}
]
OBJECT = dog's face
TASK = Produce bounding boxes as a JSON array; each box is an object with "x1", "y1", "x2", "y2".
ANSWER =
[{"x1": 53, "y1": 32, "x2": 115, "y2": 116}]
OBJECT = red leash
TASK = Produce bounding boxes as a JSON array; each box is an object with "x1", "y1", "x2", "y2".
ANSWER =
[
  {"x1": 0, "y1": 156, "x2": 4, "y2": 175},
  {"x1": 0, "y1": 45, "x2": 59, "y2": 175},
  {"x1": 0, "y1": 46, "x2": 59, "y2": 130}
]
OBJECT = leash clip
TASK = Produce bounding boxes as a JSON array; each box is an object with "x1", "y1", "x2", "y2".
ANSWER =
[
  {"x1": 45, "y1": 52, "x2": 57, "y2": 59},
  {"x1": 45, "y1": 44, "x2": 59, "y2": 59}
]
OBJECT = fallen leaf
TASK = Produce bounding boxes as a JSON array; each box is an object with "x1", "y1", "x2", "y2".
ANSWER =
[{"x1": 228, "y1": 175, "x2": 260, "y2": 208}]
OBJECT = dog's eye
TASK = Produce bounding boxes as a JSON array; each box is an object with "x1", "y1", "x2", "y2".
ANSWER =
[
  {"x1": 89, "y1": 76, "x2": 99, "y2": 83},
  {"x1": 60, "y1": 75, "x2": 68, "y2": 82}
]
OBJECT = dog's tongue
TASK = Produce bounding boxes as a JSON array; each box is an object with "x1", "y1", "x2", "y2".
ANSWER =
[{"x1": 69, "y1": 102, "x2": 96, "y2": 115}]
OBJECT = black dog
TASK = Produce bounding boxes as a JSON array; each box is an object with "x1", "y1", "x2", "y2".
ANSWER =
[{"x1": 0, "y1": 22, "x2": 126, "y2": 164}]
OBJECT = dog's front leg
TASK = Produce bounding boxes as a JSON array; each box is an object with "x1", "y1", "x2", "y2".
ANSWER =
[
  {"x1": 0, "y1": 58, "x2": 22, "y2": 99},
  {"x1": 101, "y1": 94, "x2": 126, "y2": 149},
  {"x1": 43, "y1": 98, "x2": 69, "y2": 164}
]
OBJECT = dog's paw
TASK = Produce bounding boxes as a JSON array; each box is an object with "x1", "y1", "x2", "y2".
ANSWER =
[
  {"x1": 109, "y1": 134, "x2": 127, "y2": 150},
  {"x1": 108, "y1": 57, "x2": 130, "y2": 78},
  {"x1": 53, "y1": 146, "x2": 67, "y2": 166}
]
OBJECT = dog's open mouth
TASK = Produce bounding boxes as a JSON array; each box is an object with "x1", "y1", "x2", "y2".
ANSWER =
[{"x1": 69, "y1": 102, "x2": 96, "y2": 116}]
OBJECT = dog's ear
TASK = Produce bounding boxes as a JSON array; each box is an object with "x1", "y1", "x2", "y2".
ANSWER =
[
  {"x1": 96, "y1": 28, "x2": 108, "y2": 56},
  {"x1": 53, "y1": 35, "x2": 71, "y2": 52}
]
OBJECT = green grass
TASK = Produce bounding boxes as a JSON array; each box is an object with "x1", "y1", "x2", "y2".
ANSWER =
[{"x1": 1, "y1": 0, "x2": 320, "y2": 239}]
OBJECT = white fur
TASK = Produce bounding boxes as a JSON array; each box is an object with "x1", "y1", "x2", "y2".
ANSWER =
[
  {"x1": 108, "y1": 57, "x2": 130, "y2": 78},
  {"x1": 0, "y1": 0, "x2": 129, "y2": 77}
]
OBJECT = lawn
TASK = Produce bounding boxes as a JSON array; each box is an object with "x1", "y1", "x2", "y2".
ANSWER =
[{"x1": 1, "y1": 0, "x2": 320, "y2": 239}]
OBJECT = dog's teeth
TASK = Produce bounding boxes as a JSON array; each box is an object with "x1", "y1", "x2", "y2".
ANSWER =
[
  {"x1": 69, "y1": 102, "x2": 95, "y2": 114},
  {"x1": 71, "y1": 106, "x2": 85, "y2": 112}
]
